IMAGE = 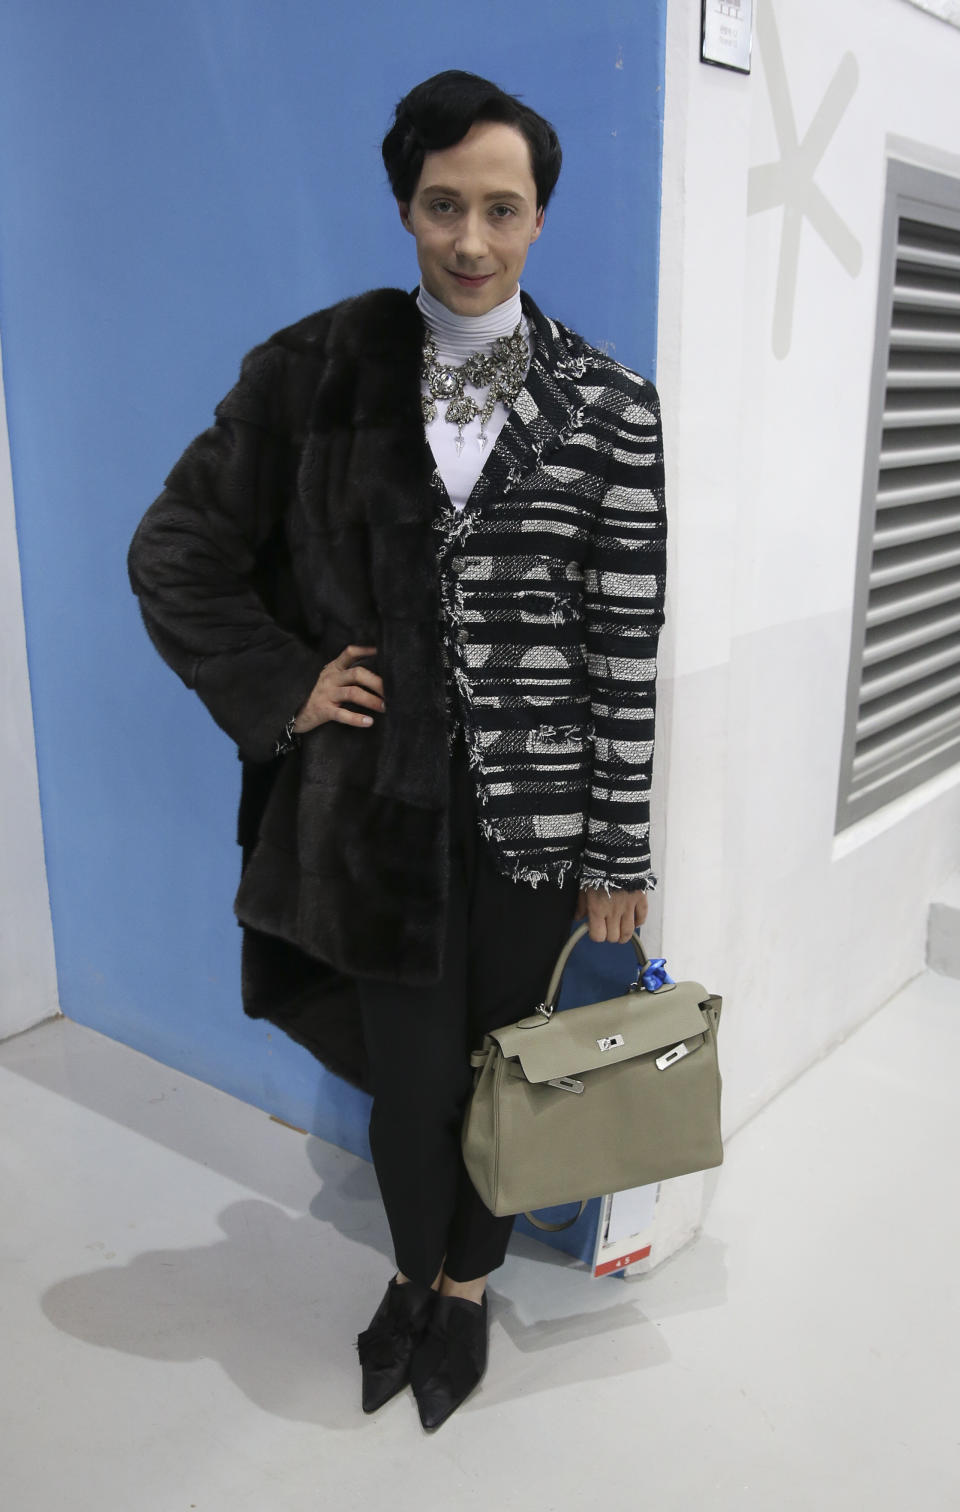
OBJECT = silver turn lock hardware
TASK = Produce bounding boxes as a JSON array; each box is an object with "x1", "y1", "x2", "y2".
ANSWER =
[
  {"x1": 656, "y1": 1041, "x2": 689, "y2": 1070},
  {"x1": 547, "y1": 1076, "x2": 585, "y2": 1094},
  {"x1": 597, "y1": 1034, "x2": 625, "y2": 1052}
]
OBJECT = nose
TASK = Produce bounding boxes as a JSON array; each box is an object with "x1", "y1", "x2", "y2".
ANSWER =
[{"x1": 453, "y1": 210, "x2": 488, "y2": 262}]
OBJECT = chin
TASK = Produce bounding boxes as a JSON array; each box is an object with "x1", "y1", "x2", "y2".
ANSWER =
[
  {"x1": 429, "y1": 271, "x2": 511, "y2": 316},
  {"x1": 455, "y1": 287, "x2": 507, "y2": 315},
  {"x1": 456, "y1": 294, "x2": 499, "y2": 314}
]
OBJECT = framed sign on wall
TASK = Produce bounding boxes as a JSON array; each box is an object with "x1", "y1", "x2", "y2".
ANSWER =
[{"x1": 701, "y1": 0, "x2": 754, "y2": 73}]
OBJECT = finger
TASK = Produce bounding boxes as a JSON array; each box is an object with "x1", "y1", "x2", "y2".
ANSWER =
[
  {"x1": 348, "y1": 668, "x2": 386, "y2": 698},
  {"x1": 327, "y1": 664, "x2": 384, "y2": 706},
  {"x1": 333, "y1": 659, "x2": 385, "y2": 700},
  {"x1": 338, "y1": 707, "x2": 376, "y2": 726},
  {"x1": 338, "y1": 683, "x2": 385, "y2": 710},
  {"x1": 338, "y1": 643, "x2": 378, "y2": 668},
  {"x1": 328, "y1": 694, "x2": 376, "y2": 726}
]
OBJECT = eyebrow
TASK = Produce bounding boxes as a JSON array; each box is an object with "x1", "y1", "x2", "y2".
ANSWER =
[{"x1": 417, "y1": 184, "x2": 527, "y2": 202}]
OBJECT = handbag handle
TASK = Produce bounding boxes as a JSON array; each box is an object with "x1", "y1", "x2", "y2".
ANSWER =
[
  {"x1": 520, "y1": 925, "x2": 652, "y2": 1230},
  {"x1": 537, "y1": 921, "x2": 650, "y2": 1017},
  {"x1": 524, "y1": 1199, "x2": 588, "y2": 1231}
]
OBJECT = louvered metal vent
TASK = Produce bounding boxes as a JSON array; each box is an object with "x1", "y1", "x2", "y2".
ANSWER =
[{"x1": 837, "y1": 162, "x2": 960, "y2": 830}]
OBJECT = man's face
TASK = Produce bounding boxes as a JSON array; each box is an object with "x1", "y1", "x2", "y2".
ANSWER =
[{"x1": 398, "y1": 120, "x2": 545, "y2": 317}]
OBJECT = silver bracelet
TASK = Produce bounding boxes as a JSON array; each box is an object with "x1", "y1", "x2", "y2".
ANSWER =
[{"x1": 274, "y1": 714, "x2": 299, "y2": 757}]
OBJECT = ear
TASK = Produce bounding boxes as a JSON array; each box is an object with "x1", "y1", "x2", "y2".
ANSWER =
[
  {"x1": 530, "y1": 206, "x2": 545, "y2": 244},
  {"x1": 397, "y1": 201, "x2": 414, "y2": 234}
]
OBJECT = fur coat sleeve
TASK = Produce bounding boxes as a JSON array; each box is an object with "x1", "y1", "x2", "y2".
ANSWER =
[{"x1": 127, "y1": 337, "x2": 329, "y2": 764}]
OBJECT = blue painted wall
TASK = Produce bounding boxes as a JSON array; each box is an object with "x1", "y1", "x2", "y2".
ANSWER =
[{"x1": 0, "y1": 0, "x2": 666, "y2": 1257}]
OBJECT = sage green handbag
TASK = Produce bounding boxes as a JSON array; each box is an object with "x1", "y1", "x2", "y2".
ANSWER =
[{"x1": 461, "y1": 922, "x2": 723, "y2": 1228}]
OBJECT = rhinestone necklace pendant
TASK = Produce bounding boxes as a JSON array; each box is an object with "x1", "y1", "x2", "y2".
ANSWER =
[{"x1": 421, "y1": 317, "x2": 529, "y2": 459}]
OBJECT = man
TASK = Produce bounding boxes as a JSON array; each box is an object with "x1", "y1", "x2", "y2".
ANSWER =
[{"x1": 128, "y1": 69, "x2": 666, "y2": 1431}]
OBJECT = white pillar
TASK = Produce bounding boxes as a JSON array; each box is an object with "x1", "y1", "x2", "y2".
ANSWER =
[{"x1": 0, "y1": 329, "x2": 59, "y2": 1037}]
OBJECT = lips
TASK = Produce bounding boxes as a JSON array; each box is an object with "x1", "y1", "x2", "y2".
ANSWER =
[{"x1": 449, "y1": 270, "x2": 494, "y2": 287}]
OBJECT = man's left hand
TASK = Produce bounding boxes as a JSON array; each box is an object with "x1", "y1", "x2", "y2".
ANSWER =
[{"x1": 574, "y1": 885, "x2": 649, "y2": 943}]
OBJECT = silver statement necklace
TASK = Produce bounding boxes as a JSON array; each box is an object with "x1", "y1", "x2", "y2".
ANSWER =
[{"x1": 421, "y1": 320, "x2": 529, "y2": 455}]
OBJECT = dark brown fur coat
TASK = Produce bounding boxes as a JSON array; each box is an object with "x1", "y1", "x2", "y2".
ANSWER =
[{"x1": 127, "y1": 286, "x2": 665, "y2": 1092}]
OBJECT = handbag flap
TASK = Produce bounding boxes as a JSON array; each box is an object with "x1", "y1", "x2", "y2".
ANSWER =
[{"x1": 489, "y1": 982, "x2": 712, "y2": 1083}]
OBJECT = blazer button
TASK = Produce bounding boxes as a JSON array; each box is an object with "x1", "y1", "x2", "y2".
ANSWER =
[
  {"x1": 457, "y1": 628, "x2": 470, "y2": 644},
  {"x1": 451, "y1": 555, "x2": 465, "y2": 572}
]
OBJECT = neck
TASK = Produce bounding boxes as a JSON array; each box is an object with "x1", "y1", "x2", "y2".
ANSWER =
[{"x1": 417, "y1": 282, "x2": 524, "y2": 358}]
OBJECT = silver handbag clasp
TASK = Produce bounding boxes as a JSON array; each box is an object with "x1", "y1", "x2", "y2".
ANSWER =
[
  {"x1": 547, "y1": 1076, "x2": 585, "y2": 1094},
  {"x1": 597, "y1": 1034, "x2": 625, "y2": 1052},
  {"x1": 656, "y1": 1041, "x2": 689, "y2": 1070}
]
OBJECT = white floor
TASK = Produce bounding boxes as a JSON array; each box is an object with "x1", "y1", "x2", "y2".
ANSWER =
[{"x1": 1, "y1": 971, "x2": 959, "y2": 1511}]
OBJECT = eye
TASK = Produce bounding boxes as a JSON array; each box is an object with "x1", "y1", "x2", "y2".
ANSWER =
[
  {"x1": 430, "y1": 198, "x2": 457, "y2": 214},
  {"x1": 491, "y1": 204, "x2": 517, "y2": 219}
]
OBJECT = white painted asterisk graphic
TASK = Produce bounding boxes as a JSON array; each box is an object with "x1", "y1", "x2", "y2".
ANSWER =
[{"x1": 747, "y1": 0, "x2": 862, "y2": 358}]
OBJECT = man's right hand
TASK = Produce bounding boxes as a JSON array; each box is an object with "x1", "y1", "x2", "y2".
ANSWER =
[{"x1": 292, "y1": 644, "x2": 386, "y2": 735}]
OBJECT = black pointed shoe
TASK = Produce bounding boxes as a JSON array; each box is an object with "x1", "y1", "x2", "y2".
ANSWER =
[
  {"x1": 410, "y1": 1291, "x2": 489, "y2": 1431},
  {"x1": 356, "y1": 1274, "x2": 437, "y2": 1414}
]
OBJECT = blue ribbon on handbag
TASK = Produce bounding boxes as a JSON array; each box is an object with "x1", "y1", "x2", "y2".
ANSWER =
[{"x1": 638, "y1": 956, "x2": 675, "y2": 992}]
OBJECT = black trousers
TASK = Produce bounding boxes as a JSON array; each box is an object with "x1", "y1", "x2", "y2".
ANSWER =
[{"x1": 356, "y1": 723, "x2": 582, "y2": 1286}]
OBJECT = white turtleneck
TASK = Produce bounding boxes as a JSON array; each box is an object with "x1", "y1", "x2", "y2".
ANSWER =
[{"x1": 417, "y1": 281, "x2": 532, "y2": 511}]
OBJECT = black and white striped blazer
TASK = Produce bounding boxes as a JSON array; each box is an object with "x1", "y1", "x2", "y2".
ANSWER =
[{"x1": 431, "y1": 287, "x2": 666, "y2": 896}]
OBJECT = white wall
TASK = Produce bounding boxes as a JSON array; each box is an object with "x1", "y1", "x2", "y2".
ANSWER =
[
  {"x1": 655, "y1": 0, "x2": 960, "y2": 1135},
  {"x1": 0, "y1": 330, "x2": 59, "y2": 1037}
]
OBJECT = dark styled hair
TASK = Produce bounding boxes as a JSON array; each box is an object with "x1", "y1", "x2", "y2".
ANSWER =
[{"x1": 381, "y1": 70, "x2": 562, "y2": 211}]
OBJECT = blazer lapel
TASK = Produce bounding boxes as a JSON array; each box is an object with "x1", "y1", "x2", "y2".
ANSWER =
[
  {"x1": 407, "y1": 287, "x2": 586, "y2": 520},
  {"x1": 462, "y1": 289, "x2": 584, "y2": 512}
]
